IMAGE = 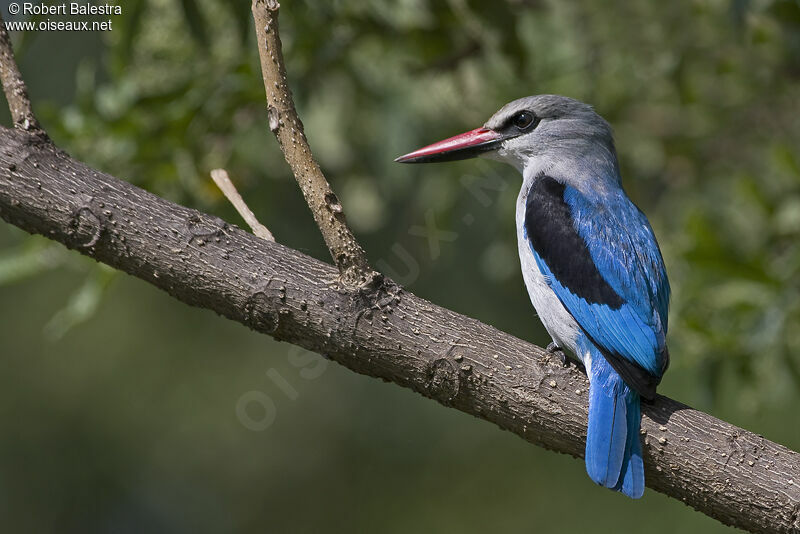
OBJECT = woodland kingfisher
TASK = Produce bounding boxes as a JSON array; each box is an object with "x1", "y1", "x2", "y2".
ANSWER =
[{"x1": 395, "y1": 95, "x2": 670, "y2": 498}]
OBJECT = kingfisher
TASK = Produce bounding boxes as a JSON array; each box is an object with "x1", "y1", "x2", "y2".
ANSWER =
[{"x1": 395, "y1": 95, "x2": 669, "y2": 498}]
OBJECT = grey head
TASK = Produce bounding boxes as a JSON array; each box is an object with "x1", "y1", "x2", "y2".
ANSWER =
[
  {"x1": 483, "y1": 95, "x2": 619, "y2": 179},
  {"x1": 396, "y1": 94, "x2": 621, "y2": 190}
]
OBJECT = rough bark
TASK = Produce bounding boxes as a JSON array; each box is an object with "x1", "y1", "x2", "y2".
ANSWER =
[
  {"x1": 251, "y1": 0, "x2": 374, "y2": 286},
  {"x1": 0, "y1": 13, "x2": 42, "y2": 134},
  {"x1": 0, "y1": 127, "x2": 797, "y2": 533}
]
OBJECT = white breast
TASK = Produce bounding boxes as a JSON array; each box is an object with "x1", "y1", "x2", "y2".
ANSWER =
[{"x1": 515, "y1": 180, "x2": 583, "y2": 360}]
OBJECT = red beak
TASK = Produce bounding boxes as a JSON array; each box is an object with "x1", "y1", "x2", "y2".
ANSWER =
[{"x1": 395, "y1": 127, "x2": 502, "y2": 164}]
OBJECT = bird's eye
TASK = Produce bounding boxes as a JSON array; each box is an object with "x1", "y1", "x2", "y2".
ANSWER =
[{"x1": 512, "y1": 111, "x2": 537, "y2": 130}]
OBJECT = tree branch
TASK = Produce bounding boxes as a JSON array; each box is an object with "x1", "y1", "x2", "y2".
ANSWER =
[
  {"x1": 0, "y1": 5, "x2": 798, "y2": 532},
  {"x1": 0, "y1": 126, "x2": 797, "y2": 533},
  {"x1": 251, "y1": 0, "x2": 375, "y2": 287},
  {"x1": 0, "y1": 13, "x2": 43, "y2": 135}
]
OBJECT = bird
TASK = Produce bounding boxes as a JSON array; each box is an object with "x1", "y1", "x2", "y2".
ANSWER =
[{"x1": 395, "y1": 95, "x2": 669, "y2": 499}]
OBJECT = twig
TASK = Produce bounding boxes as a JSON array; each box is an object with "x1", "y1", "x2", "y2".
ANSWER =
[
  {"x1": 210, "y1": 168, "x2": 275, "y2": 242},
  {"x1": 251, "y1": 0, "x2": 376, "y2": 287},
  {"x1": 0, "y1": 12, "x2": 43, "y2": 134}
]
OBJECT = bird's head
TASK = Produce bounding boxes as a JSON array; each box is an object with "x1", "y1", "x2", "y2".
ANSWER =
[{"x1": 396, "y1": 95, "x2": 619, "y2": 183}]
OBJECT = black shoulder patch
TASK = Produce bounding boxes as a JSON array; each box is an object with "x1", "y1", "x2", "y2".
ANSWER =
[
  {"x1": 524, "y1": 175, "x2": 663, "y2": 398},
  {"x1": 524, "y1": 176, "x2": 624, "y2": 308}
]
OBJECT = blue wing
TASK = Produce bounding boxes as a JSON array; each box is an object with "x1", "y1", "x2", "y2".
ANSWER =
[{"x1": 524, "y1": 177, "x2": 669, "y2": 395}]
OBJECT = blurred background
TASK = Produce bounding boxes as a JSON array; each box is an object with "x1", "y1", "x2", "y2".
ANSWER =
[{"x1": 1, "y1": 0, "x2": 799, "y2": 531}]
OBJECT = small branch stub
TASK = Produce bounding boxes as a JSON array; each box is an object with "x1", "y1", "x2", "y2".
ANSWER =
[
  {"x1": 210, "y1": 168, "x2": 275, "y2": 242},
  {"x1": 251, "y1": 0, "x2": 375, "y2": 287}
]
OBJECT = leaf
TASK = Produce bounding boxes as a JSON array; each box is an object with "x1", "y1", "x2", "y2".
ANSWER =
[
  {"x1": 179, "y1": 0, "x2": 209, "y2": 50},
  {"x1": 118, "y1": 0, "x2": 148, "y2": 64},
  {"x1": 0, "y1": 241, "x2": 66, "y2": 286},
  {"x1": 44, "y1": 266, "x2": 116, "y2": 341},
  {"x1": 226, "y1": 1, "x2": 252, "y2": 46}
]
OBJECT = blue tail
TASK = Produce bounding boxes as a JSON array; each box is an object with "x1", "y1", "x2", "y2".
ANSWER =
[{"x1": 585, "y1": 351, "x2": 645, "y2": 498}]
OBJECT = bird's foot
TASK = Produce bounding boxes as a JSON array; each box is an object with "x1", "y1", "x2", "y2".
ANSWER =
[{"x1": 546, "y1": 342, "x2": 568, "y2": 367}]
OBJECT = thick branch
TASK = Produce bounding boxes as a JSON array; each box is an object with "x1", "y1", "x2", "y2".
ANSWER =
[
  {"x1": 0, "y1": 127, "x2": 797, "y2": 533},
  {"x1": 251, "y1": 0, "x2": 374, "y2": 286},
  {"x1": 0, "y1": 13, "x2": 42, "y2": 134}
]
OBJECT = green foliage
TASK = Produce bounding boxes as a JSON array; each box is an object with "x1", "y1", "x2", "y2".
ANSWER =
[
  {"x1": 0, "y1": 237, "x2": 67, "y2": 285},
  {"x1": 2, "y1": 0, "x2": 800, "y2": 531},
  {"x1": 43, "y1": 265, "x2": 116, "y2": 341}
]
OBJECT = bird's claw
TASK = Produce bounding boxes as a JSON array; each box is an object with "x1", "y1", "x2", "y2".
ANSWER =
[{"x1": 546, "y1": 342, "x2": 568, "y2": 367}]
